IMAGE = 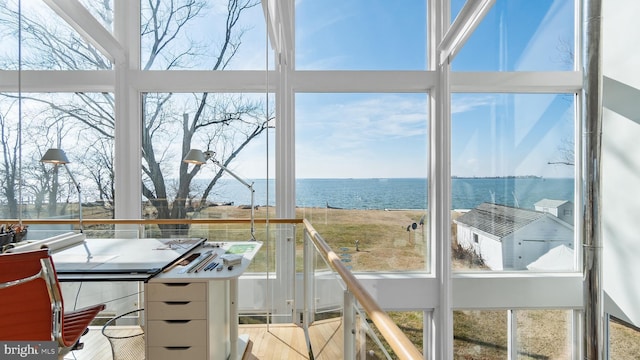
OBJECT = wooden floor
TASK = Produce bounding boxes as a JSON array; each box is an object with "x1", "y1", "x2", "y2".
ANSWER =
[
  {"x1": 63, "y1": 319, "x2": 343, "y2": 360},
  {"x1": 241, "y1": 319, "x2": 343, "y2": 360}
]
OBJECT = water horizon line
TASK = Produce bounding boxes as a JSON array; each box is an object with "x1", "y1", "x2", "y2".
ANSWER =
[{"x1": 225, "y1": 176, "x2": 574, "y2": 181}]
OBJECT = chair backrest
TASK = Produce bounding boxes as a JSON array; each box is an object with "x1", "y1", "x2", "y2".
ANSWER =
[{"x1": 0, "y1": 249, "x2": 63, "y2": 341}]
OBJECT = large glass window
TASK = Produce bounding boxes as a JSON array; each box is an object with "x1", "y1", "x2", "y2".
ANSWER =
[
  {"x1": 141, "y1": 92, "x2": 271, "y2": 238},
  {"x1": 0, "y1": 1, "x2": 610, "y2": 357},
  {"x1": 79, "y1": 0, "x2": 114, "y2": 32},
  {"x1": 454, "y1": 309, "x2": 574, "y2": 359},
  {"x1": 0, "y1": 93, "x2": 115, "y2": 224},
  {"x1": 609, "y1": 316, "x2": 640, "y2": 359},
  {"x1": 140, "y1": 0, "x2": 268, "y2": 70},
  {"x1": 454, "y1": 310, "x2": 508, "y2": 358},
  {"x1": 451, "y1": 0, "x2": 575, "y2": 72},
  {"x1": 451, "y1": 93, "x2": 575, "y2": 271},
  {"x1": 516, "y1": 310, "x2": 572, "y2": 358},
  {"x1": 295, "y1": 0, "x2": 427, "y2": 70},
  {"x1": 296, "y1": 93, "x2": 429, "y2": 271},
  {"x1": 0, "y1": 0, "x2": 112, "y2": 70}
]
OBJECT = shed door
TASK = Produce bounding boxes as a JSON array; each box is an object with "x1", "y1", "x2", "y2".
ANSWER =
[{"x1": 515, "y1": 240, "x2": 548, "y2": 270}]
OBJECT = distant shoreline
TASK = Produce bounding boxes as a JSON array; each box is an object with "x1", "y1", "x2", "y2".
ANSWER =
[
  {"x1": 165, "y1": 177, "x2": 575, "y2": 213},
  {"x1": 451, "y1": 175, "x2": 543, "y2": 179},
  {"x1": 232, "y1": 176, "x2": 572, "y2": 180}
]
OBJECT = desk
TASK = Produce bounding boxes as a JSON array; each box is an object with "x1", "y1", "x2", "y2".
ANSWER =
[
  {"x1": 52, "y1": 238, "x2": 205, "y2": 281},
  {"x1": 147, "y1": 241, "x2": 262, "y2": 360},
  {"x1": 52, "y1": 238, "x2": 261, "y2": 360}
]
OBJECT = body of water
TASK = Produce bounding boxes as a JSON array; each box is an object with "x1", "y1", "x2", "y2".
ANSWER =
[{"x1": 210, "y1": 177, "x2": 574, "y2": 211}]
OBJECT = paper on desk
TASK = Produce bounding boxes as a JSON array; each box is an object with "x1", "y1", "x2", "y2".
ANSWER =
[{"x1": 53, "y1": 254, "x2": 119, "y2": 270}]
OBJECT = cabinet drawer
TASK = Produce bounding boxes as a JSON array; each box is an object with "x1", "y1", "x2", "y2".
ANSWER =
[
  {"x1": 146, "y1": 320, "x2": 207, "y2": 346},
  {"x1": 147, "y1": 300, "x2": 206, "y2": 320},
  {"x1": 148, "y1": 346, "x2": 207, "y2": 360},
  {"x1": 146, "y1": 282, "x2": 206, "y2": 301}
]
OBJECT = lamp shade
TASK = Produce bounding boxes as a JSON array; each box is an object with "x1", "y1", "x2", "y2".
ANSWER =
[
  {"x1": 183, "y1": 149, "x2": 207, "y2": 164},
  {"x1": 40, "y1": 148, "x2": 70, "y2": 164}
]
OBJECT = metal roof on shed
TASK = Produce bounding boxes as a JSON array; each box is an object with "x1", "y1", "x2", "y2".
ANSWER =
[{"x1": 454, "y1": 203, "x2": 546, "y2": 239}]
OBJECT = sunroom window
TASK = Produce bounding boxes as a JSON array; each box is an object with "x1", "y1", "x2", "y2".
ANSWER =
[
  {"x1": 451, "y1": 0, "x2": 575, "y2": 72},
  {"x1": 451, "y1": 92, "x2": 576, "y2": 272}
]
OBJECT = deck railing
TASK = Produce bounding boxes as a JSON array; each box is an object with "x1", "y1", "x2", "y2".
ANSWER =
[{"x1": 302, "y1": 219, "x2": 424, "y2": 360}]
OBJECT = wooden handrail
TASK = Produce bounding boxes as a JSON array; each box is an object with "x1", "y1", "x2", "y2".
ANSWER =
[
  {"x1": 302, "y1": 219, "x2": 424, "y2": 360},
  {"x1": 0, "y1": 218, "x2": 302, "y2": 225}
]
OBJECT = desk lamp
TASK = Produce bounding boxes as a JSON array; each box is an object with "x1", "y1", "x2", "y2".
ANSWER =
[
  {"x1": 40, "y1": 148, "x2": 83, "y2": 233},
  {"x1": 184, "y1": 149, "x2": 256, "y2": 241}
]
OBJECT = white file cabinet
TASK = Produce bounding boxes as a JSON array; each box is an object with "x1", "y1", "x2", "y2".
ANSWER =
[
  {"x1": 144, "y1": 241, "x2": 262, "y2": 360},
  {"x1": 145, "y1": 277, "x2": 232, "y2": 359}
]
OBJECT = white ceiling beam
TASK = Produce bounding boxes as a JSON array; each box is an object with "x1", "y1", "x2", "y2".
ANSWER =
[
  {"x1": 262, "y1": 0, "x2": 293, "y2": 65},
  {"x1": 0, "y1": 70, "x2": 114, "y2": 92},
  {"x1": 261, "y1": 0, "x2": 279, "y2": 53},
  {"x1": 294, "y1": 71, "x2": 436, "y2": 92},
  {"x1": 132, "y1": 71, "x2": 275, "y2": 93},
  {"x1": 277, "y1": 0, "x2": 294, "y2": 64},
  {"x1": 42, "y1": 0, "x2": 124, "y2": 64},
  {"x1": 438, "y1": 0, "x2": 495, "y2": 67},
  {"x1": 0, "y1": 70, "x2": 582, "y2": 94},
  {"x1": 451, "y1": 71, "x2": 583, "y2": 93}
]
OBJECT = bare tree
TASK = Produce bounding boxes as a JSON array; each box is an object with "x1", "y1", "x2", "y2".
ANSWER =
[
  {"x1": 21, "y1": 157, "x2": 52, "y2": 218},
  {"x1": 139, "y1": 0, "x2": 267, "y2": 236},
  {"x1": 0, "y1": 0, "x2": 266, "y2": 236},
  {"x1": 80, "y1": 138, "x2": 114, "y2": 206},
  {"x1": 40, "y1": 128, "x2": 74, "y2": 218},
  {"x1": 548, "y1": 137, "x2": 575, "y2": 166},
  {"x1": 548, "y1": 38, "x2": 575, "y2": 167},
  {"x1": 0, "y1": 110, "x2": 19, "y2": 218}
]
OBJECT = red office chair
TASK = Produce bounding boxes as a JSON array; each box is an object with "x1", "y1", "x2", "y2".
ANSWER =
[{"x1": 0, "y1": 249, "x2": 106, "y2": 358}]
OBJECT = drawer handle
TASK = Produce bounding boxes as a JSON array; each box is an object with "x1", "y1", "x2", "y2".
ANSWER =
[
  {"x1": 162, "y1": 283, "x2": 191, "y2": 287},
  {"x1": 164, "y1": 320, "x2": 191, "y2": 324},
  {"x1": 163, "y1": 347, "x2": 192, "y2": 350},
  {"x1": 164, "y1": 301, "x2": 190, "y2": 305}
]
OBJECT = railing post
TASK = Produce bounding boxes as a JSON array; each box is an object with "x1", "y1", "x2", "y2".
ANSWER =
[
  {"x1": 303, "y1": 228, "x2": 314, "y2": 328},
  {"x1": 424, "y1": 310, "x2": 432, "y2": 360},
  {"x1": 344, "y1": 290, "x2": 355, "y2": 359},
  {"x1": 508, "y1": 310, "x2": 517, "y2": 360}
]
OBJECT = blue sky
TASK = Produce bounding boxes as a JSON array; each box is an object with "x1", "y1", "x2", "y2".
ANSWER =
[
  {"x1": 2, "y1": 0, "x2": 576, "y2": 182},
  {"x1": 285, "y1": 0, "x2": 576, "y2": 179},
  {"x1": 295, "y1": 93, "x2": 429, "y2": 179}
]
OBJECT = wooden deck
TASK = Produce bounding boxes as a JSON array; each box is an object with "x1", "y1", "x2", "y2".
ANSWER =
[{"x1": 63, "y1": 319, "x2": 343, "y2": 360}]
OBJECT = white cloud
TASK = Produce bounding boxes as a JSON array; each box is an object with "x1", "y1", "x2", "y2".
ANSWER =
[
  {"x1": 451, "y1": 95, "x2": 495, "y2": 114},
  {"x1": 296, "y1": 94, "x2": 428, "y2": 178},
  {"x1": 300, "y1": 94, "x2": 427, "y2": 151}
]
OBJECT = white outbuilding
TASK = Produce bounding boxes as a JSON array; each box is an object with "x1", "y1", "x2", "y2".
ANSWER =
[{"x1": 454, "y1": 202, "x2": 574, "y2": 270}]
